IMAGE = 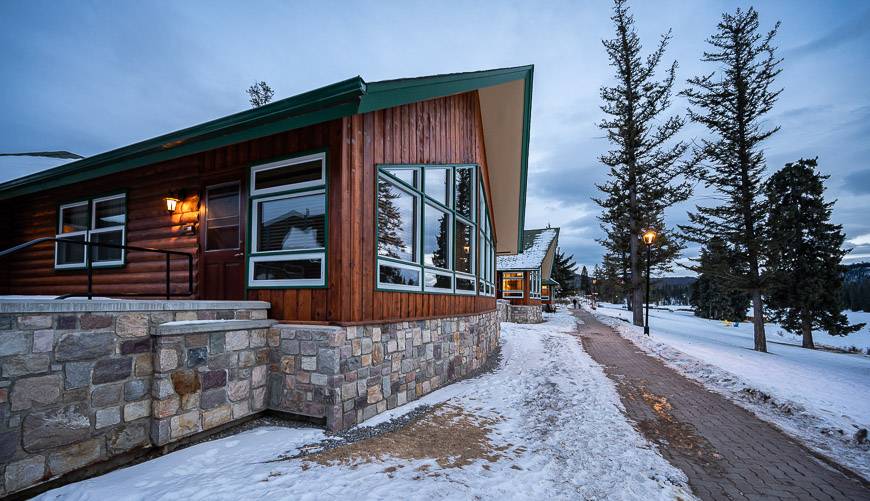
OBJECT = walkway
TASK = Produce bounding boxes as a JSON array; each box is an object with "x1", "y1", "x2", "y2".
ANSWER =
[{"x1": 573, "y1": 308, "x2": 870, "y2": 501}]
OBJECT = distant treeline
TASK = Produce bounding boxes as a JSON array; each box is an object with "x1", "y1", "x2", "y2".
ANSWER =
[{"x1": 841, "y1": 263, "x2": 870, "y2": 312}]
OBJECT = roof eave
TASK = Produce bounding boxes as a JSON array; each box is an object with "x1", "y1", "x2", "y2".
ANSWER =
[{"x1": 0, "y1": 77, "x2": 366, "y2": 201}]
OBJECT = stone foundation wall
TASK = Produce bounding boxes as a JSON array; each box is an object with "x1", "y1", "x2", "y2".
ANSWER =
[
  {"x1": 149, "y1": 319, "x2": 275, "y2": 446},
  {"x1": 0, "y1": 300, "x2": 270, "y2": 497},
  {"x1": 507, "y1": 304, "x2": 543, "y2": 324},
  {"x1": 270, "y1": 309, "x2": 500, "y2": 431},
  {"x1": 0, "y1": 300, "x2": 500, "y2": 495}
]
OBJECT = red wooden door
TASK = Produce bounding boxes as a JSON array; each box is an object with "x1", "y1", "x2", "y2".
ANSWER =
[{"x1": 201, "y1": 182, "x2": 245, "y2": 300}]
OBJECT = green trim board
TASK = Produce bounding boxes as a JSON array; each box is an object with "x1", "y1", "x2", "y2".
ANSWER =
[{"x1": 0, "y1": 66, "x2": 533, "y2": 251}]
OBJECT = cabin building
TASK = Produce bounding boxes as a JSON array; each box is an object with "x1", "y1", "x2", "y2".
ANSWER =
[
  {"x1": 496, "y1": 227, "x2": 559, "y2": 323},
  {"x1": 0, "y1": 66, "x2": 534, "y2": 496}
]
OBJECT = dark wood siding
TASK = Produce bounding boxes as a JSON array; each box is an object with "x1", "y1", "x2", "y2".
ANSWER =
[
  {"x1": 1, "y1": 120, "x2": 342, "y2": 301},
  {"x1": 1, "y1": 91, "x2": 497, "y2": 323}
]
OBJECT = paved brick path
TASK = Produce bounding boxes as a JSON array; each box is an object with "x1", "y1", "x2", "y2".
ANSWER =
[{"x1": 572, "y1": 309, "x2": 870, "y2": 501}]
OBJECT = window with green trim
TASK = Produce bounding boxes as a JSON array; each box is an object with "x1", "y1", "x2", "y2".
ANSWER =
[
  {"x1": 55, "y1": 193, "x2": 126, "y2": 269},
  {"x1": 248, "y1": 152, "x2": 327, "y2": 287},
  {"x1": 501, "y1": 272, "x2": 524, "y2": 298},
  {"x1": 376, "y1": 164, "x2": 485, "y2": 295},
  {"x1": 478, "y1": 182, "x2": 495, "y2": 296},
  {"x1": 529, "y1": 269, "x2": 542, "y2": 299}
]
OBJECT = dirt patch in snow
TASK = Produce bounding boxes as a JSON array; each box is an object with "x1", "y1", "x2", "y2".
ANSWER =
[
  {"x1": 300, "y1": 403, "x2": 508, "y2": 471},
  {"x1": 632, "y1": 388, "x2": 725, "y2": 475}
]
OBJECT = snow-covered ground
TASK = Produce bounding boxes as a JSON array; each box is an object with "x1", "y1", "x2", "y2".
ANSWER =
[
  {"x1": 38, "y1": 310, "x2": 693, "y2": 501},
  {"x1": 592, "y1": 303, "x2": 870, "y2": 480}
]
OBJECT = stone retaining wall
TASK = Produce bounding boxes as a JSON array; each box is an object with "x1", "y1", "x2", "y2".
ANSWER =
[
  {"x1": 0, "y1": 300, "x2": 269, "y2": 497},
  {"x1": 149, "y1": 319, "x2": 275, "y2": 446},
  {"x1": 270, "y1": 309, "x2": 500, "y2": 431},
  {"x1": 497, "y1": 300, "x2": 509, "y2": 323},
  {"x1": 0, "y1": 300, "x2": 500, "y2": 496},
  {"x1": 507, "y1": 304, "x2": 543, "y2": 324}
]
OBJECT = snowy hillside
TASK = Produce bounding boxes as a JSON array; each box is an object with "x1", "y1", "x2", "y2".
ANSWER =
[{"x1": 593, "y1": 303, "x2": 870, "y2": 480}]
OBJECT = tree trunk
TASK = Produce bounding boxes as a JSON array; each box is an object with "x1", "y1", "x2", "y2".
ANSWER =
[
  {"x1": 750, "y1": 289, "x2": 766, "y2": 352},
  {"x1": 631, "y1": 237, "x2": 643, "y2": 326},
  {"x1": 801, "y1": 313, "x2": 815, "y2": 349}
]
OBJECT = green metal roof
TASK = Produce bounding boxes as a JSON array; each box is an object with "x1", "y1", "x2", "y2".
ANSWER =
[{"x1": 0, "y1": 65, "x2": 534, "y2": 205}]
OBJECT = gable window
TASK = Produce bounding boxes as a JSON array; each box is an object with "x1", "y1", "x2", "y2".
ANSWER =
[
  {"x1": 377, "y1": 164, "x2": 482, "y2": 294},
  {"x1": 55, "y1": 194, "x2": 126, "y2": 269},
  {"x1": 248, "y1": 152, "x2": 327, "y2": 287}
]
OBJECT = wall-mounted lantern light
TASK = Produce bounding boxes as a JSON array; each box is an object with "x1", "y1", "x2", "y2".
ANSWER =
[
  {"x1": 164, "y1": 191, "x2": 183, "y2": 213},
  {"x1": 163, "y1": 195, "x2": 181, "y2": 213}
]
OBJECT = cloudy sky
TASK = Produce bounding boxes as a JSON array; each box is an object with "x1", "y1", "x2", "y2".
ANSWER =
[{"x1": 1, "y1": 0, "x2": 868, "y2": 275}]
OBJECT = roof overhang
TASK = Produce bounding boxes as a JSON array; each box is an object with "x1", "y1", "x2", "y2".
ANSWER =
[
  {"x1": 0, "y1": 67, "x2": 534, "y2": 249},
  {"x1": 540, "y1": 239, "x2": 558, "y2": 280}
]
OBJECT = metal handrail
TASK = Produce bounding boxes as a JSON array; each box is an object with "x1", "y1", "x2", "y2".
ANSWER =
[{"x1": 0, "y1": 236, "x2": 193, "y2": 300}]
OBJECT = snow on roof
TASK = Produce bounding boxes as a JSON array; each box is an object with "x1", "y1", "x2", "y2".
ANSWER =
[{"x1": 497, "y1": 227, "x2": 559, "y2": 271}]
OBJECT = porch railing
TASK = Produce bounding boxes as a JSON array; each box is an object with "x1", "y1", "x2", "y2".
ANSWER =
[{"x1": 0, "y1": 237, "x2": 193, "y2": 300}]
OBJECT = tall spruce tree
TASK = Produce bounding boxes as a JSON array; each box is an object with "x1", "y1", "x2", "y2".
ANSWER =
[
  {"x1": 763, "y1": 159, "x2": 865, "y2": 348},
  {"x1": 596, "y1": 0, "x2": 692, "y2": 327},
  {"x1": 552, "y1": 250, "x2": 578, "y2": 297},
  {"x1": 689, "y1": 237, "x2": 750, "y2": 321},
  {"x1": 681, "y1": 7, "x2": 782, "y2": 352}
]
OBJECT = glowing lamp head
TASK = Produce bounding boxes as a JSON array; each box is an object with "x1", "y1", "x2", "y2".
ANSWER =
[
  {"x1": 164, "y1": 196, "x2": 181, "y2": 213},
  {"x1": 642, "y1": 229, "x2": 657, "y2": 245}
]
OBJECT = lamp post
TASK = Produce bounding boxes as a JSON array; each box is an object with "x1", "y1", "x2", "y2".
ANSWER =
[{"x1": 641, "y1": 229, "x2": 657, "y2": 335}]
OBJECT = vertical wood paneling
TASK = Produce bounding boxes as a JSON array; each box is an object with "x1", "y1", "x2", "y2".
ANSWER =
[{"x1": 331, "y1": 91, "x2": 497, "y2": 322}]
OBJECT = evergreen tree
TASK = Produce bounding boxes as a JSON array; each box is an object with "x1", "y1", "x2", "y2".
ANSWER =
[
  {"x1": 579, "y1": 266, "x2": 591, "y2": 295},
  {"x1": 596, "y1": 0, "x2": 692, "y2": 327},
  {"x1": 841, "y1": 263, "x2": 870, "y2": 312},
  {"x1": 680, "y1": 7, "x2": 782, "y2": 352},
  {"x1": 377, "y1": 179, "x2": 408, "y2": 285},
  {"x1": 552, "y1": 249, "x2": 578, "y2": 297},
  {"x1": 689, "y1": 237, "x2": 750, "y2": 321},
  {"x1": 763, "y1": 159, "x2": 865, "y2": 348},
  {"x1": 246, "y1": 81, "x2": 275, "y2": 108}
]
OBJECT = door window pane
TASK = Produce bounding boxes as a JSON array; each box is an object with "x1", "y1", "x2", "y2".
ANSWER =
[
  {"x1": 424, "y1": 167, "x2": 450, "y2": 206},
  {"x1": 254, "y1": 159, "x2": 322, "y2": 191},
  {"x1": 379, "y1": 263, "x2": 420, "y2": 286},
  {"x1": 60, "y1": 204, "x2": 88, "y2": 233},
  {"x1": 93, "y1": 197, "x2": 125, "y2": 228},
  {"x1": 377, "y1": 178, "x2": 417, "y2": 262},
  {"x1": 253, "y1": 257, "x2": 321, "y2": 281},
  {"x1": 455, "y1": 218, "x2": 473, "y2": 274},
  {"x1": 454, "y1": 167, "x2": 474, "y2": 219},
  {"x1": 423, "y1": 204, "x2": 450, "y2": 270},
  {"x1": 207, "y1": 185, "x2": 240, "y2": 251},
  {"x1": 257, "y1": 193, "x2": 325, "y2": 252}
]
